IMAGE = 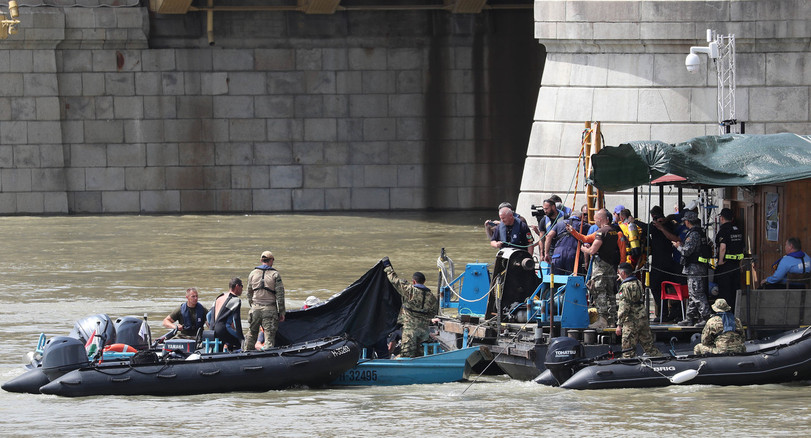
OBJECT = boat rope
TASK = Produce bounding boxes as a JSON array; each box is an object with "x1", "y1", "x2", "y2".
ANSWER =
[
  {"x1": 567, "y1": 127, "x2": 593, "y2": 213},
  {"x1": 437, "y1": 263, "x2": 496, "y2": 304},
  {"x1": 638, "y1": 357, "x2": 707, "y2": 382},
  {"x1": 459, "y1": 306, "x2": 542, "y2": 395}
]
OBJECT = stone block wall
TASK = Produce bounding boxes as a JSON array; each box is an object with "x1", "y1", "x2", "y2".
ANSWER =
[
  {"x1": 0, "y1": 4, "x2": 541, "y2": 214},
  {"x1": 519, "y1": 0, "x2": 811, "y2": 219}
]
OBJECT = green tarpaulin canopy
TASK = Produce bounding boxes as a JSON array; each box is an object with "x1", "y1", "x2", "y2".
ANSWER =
[{"x1": 588, "y1": 133, "x2": 811, "y2": 191}]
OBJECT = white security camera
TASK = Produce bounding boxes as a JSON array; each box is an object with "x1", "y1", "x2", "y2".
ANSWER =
[
  {"x1": 685, "y1": 42, "x2": 718, "y2": 73},
  {"x1": 685, "y1": 53, "x2": 701, "y2": 73}
]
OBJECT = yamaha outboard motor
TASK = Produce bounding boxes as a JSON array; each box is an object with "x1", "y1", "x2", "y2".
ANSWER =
[
  {"x1": 40, "y1": 336, "x2": 90, "y2": 381},
  {"x1": 543, "y1": 336, "x2": 584, "y2": 386},
  {"x1": 114, "y1": 316, "x2": 150, "y2": 350},
  {"x1": 68, "y1": 314, "x2": 116, "y2": 347}
]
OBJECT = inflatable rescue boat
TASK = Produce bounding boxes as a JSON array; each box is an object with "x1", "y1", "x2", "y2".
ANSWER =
[
  {"x1": 4, "y1": 334, "x2": 359, "y2": 397},
  {"x1": 536, "y1": 327, "x2": 811, "y2": 390}
]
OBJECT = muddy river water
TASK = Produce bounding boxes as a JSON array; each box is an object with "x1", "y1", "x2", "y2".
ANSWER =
[{"x1": 0, "y1": 212, "x2": 808, "y2": 437}]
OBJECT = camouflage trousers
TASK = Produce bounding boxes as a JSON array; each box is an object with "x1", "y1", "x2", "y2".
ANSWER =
[
  {"x1": 694, "y1": 341, "x2": 745, "y2": 355},
  {"x1": 244, "y1": 304, "x2": 279, "y2": 351},
  {"x1": 685, "y1": 275, "x2": 710, "y2": 321},
  {"x1": 400, "y1": 323, "x2": 430, "y2": 358},
  {"x1": 590, "y1": 260, "x2": 617, "y2": 326},
  {"x1": 620, "y1": 320, "x2": 661, "y2": 358}
]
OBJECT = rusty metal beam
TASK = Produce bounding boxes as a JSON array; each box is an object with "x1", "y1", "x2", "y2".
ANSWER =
[
  {"x1": 298, "y1": 0, "x2": 341, "y2": 15},
  {"x1": 446, "y1": 0, "x2": 488, "y2": 14}
]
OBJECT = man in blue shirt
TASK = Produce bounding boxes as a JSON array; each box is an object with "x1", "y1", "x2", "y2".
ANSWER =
[{"x1": 761, "y1": 237, "x2": 811, "y2": 289}]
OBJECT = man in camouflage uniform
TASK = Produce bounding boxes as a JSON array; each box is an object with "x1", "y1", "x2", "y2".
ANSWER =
[
  {"x1": 675, "y1": 211, "x2": 711, "y2": 326},
  {"x1": 693, "y1": 298, "x2": 745, "y2": 354},
  {"x1": 615, "y1": 263, "x2": 661, "y2": 358},
  {"x1": 579, "y1": 209, "x2": 620, "y2": 326},
  {"x1": 381, "y1": 257, "x2": 438, "y2": 358},
  {"x1": 245, "y1": 250, "x2": 286, "y2": 350}
]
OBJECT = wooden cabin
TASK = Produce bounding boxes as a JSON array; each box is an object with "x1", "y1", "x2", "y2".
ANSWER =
[{"x1": 589, "y1": 133, "x2": 811, "y2": 334}]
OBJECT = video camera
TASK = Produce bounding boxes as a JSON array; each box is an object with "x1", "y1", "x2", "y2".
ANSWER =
[{"x1": 530, "y1": 204, "x2": 545, "y2": 222}]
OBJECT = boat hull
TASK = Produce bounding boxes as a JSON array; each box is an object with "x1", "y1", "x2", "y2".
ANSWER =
[
  {"x1": 560, "y1": 328, "x2": 811, "y2": 390},
  {"x1": 35, "y1": 337, "x2": 360, "y2": 397},
  {"x1": 331, "y1": 346, "x2": 485, "y2": 386}
]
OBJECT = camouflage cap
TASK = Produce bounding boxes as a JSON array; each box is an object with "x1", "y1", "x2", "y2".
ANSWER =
[{"x1": 712, "y1": 298, "x2": 732, "y2": 312}]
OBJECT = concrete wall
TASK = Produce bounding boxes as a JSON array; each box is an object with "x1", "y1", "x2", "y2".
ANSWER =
[
  {"x1": 518, "y1": 0, "x2": 811, "y2": 220},
  {"x1": 0, "y1": 4, "x2": 541, "y2": 214}
]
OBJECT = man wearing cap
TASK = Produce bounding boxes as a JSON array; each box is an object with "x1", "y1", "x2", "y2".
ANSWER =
[
  {"x1": 616, "y1": 263, "x2": 661, "y2": 358},
  {"x1": 162, "y1": 287, "x2": 208, "y2": 339},
  {"x1": 693, "y1": 298, "x2": 745, "y2": 354},
  {"x1": 245, "y1": 251, "x2": 286, "y2": 350},
  {"x1": 715, "y1": 208, "x2": 745, "y2": 309},
  {"x1": 381, "y1": 257, "x2": 438, "y2": 358},
  {"x1": 674, "y1": 211, "x2": 711, "y2": 326}
]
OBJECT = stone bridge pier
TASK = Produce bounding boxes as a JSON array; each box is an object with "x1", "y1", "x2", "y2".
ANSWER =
[{"x1": 517, "y1": 0, "x2": 810, "y2": 221}]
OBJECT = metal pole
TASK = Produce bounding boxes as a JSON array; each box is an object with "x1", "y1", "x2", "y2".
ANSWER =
[
  {"x1": 548, "y1": 273, "x2": 555, "y2": 341},
  {"x1": 745, "y1": 268, "x2": 753, "y2": 339}
]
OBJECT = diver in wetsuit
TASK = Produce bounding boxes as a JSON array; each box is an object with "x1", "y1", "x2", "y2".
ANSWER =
[{"x1": 207, "y1": 277, "x2": 245, "y2": 351}]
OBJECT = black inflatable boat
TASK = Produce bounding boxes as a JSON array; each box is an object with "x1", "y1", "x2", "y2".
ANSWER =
[
  {"x1": 4, "y1": 334, "x2": 360, "y2": 397},
  {"x1": 536, "y1": 327, "x2": 811, "y2": 390}
]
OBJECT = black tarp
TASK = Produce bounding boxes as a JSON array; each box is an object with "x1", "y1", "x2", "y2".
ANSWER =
[
  {"x1": 589, "y1": 133, "x2": 811, "y2": 191},
  {"x1": 275, "y1": 261, "x2": 402, "y2": 348}
]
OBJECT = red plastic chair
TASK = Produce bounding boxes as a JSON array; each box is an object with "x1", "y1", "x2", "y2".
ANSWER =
[{"x1": 660, "y1": 281, "x2": 688, "y2": 322}]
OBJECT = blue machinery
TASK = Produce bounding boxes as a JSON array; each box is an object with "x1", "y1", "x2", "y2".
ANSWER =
[
  {"x1": 439, "y1": 256, "x2": 591, "y2": 331},
  {"x1": 530, "y1": 263, "x2": 590, "y2": 329}
]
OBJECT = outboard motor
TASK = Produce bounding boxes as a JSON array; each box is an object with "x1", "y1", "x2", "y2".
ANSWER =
[
  {"x1": 543, "y1": 336, "x2": 584, "y2": 386},
  {"x1": 40, "y1": 336, "x2": 90, "y2": 381},
  {"x1": 114, "y1": 316, "x2": 150, "y2": 350},
  {"x1": 68, "y1": 314, "x2": 116, "y2": 347}
]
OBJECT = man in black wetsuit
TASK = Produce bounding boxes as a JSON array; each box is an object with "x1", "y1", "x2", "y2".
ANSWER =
[{"x1": 207, "y1": 277, "x2": 245, "y2": 351}]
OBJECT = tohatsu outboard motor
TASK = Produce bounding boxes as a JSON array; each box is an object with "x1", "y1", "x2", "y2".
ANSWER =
[{"x1": 543, "y1": 336, "x2": 584, "y2": 386}]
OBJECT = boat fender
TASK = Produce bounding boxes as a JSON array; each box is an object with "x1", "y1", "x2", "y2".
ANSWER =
[{"x1": 669, "y1": 369, "x2": 699, "y2": 384}]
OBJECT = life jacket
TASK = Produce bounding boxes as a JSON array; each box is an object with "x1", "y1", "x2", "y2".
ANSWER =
[
  {"x1": 255, "y1": 265, "x2": 277, "y2": 293},
  {"x1": 597, "y1": 225, "x2": 621, "y2": 267},
  {"x1": 180, "y1": 302, "x2": 206, "y2": 332},
  {"x1": 618, "y1": 221, "x2": 641, "y2": 263},
  {"x1": 718, "y1": 222, "x2": 745, "y2": 260},
  {"x1": 497, "y1": 217, "x2": 531, "y2": 248},
  {"x1": 686, "y1": 228, "x2": 713, "y2": 264}
]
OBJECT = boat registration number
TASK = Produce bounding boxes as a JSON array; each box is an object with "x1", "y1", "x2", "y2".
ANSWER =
[{"x1": 339, "y1": 369, "x2": 378, "y2": 382}]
